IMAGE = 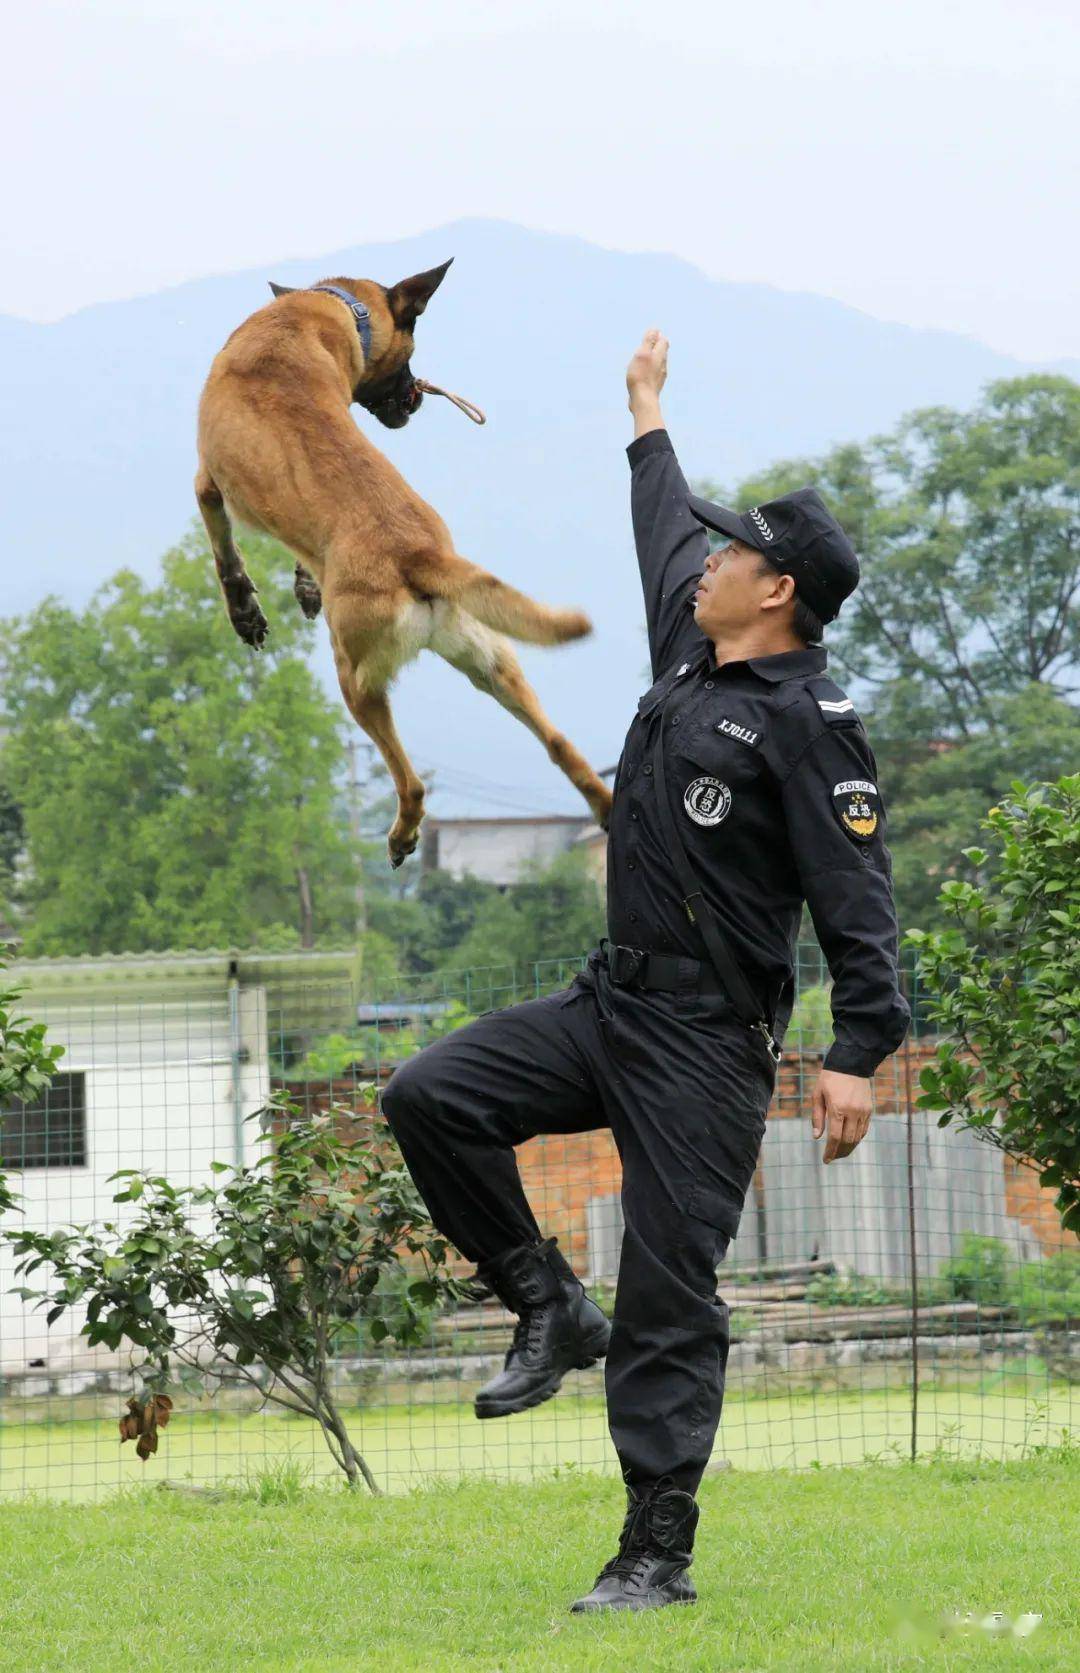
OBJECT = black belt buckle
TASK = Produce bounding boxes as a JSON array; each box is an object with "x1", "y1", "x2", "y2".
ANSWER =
[{"x1": 608, "y1": 943, "x2": 646, "y2": 987}]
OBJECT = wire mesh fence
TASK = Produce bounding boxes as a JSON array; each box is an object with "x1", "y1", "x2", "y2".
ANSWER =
[{"x1": 0, "y1": 945, "x2": 1076, "y2": 1500}]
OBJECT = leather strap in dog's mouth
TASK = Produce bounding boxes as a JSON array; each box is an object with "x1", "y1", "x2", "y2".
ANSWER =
[{"x1": 413, "y1": 379, "x2": 486, "y2": 425}]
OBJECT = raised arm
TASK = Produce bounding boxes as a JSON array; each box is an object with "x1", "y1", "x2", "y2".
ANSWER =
[{"x1": 625, "y1": 331, "x2": 708, "y2": 679}]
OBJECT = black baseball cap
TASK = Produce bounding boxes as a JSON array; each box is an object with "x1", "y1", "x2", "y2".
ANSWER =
[{"x1": 686, "y1": 486, "x2": 859, "y2": 623}]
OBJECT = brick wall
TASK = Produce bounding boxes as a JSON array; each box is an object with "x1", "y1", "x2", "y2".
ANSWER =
[
  {"x1": 276, "y1": 1033, "x2": 1073, "y2": 1273},
  {"x1": 1004, "y1": 1160, "x2": 1074, "y2": 1256}
]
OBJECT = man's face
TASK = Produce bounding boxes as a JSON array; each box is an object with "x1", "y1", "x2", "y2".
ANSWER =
[{"x1": 693, "y1": 540, "x2": 779, "y2": 638}]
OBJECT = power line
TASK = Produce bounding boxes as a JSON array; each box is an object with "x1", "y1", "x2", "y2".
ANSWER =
[{"x1": 419, "y1": 759, "x2": 583, "y2": 817}]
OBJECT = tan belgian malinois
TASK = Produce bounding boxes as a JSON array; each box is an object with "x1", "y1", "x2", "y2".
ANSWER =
[{"x1": 195, "y1": 260, "x2": 612, "y2": 865}]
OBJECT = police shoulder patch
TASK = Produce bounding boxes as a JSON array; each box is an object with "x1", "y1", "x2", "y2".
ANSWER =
[{"x1": 832, "y1": 778, "x2": 879, "y2": 842}]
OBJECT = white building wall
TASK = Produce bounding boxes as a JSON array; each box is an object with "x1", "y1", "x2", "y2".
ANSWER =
[
  {"x1": 0, "y1": 985, "x2": 268, "y2": 1371},
  {"x1": 432, "y1": 820, "x2": 589, "y2": 886}
]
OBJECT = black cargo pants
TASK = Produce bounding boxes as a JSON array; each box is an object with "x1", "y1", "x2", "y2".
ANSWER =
[{"x1": 381, "y1": 948, "x2": 776, "y2": 1494}]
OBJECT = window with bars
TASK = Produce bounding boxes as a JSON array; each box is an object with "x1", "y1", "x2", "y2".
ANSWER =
[{"x1": 0, "y1": 1072, "x2": 87, "y2": 1169}]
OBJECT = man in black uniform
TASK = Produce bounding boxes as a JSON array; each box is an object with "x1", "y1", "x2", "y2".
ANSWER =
[{"x1": 382, "y1": 328, "x2": 909, "y2": 1614}]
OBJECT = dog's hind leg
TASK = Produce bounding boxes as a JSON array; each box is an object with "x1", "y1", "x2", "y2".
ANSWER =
[
  {"x1": 195, "y1": 465, "x2": 269, "y2": 649},
  {"x1": 331, "y1": 643, "x2": 426, "y2": 868},
  {"x1": 438, "y1": 614, "x2": 612, "y2": 829},
  {"x1": 293, "y1": 563, "x2": 323, "y2": 621},
  {"x1": 404, "y1": 550, "x2": 593, "y2": 648}
]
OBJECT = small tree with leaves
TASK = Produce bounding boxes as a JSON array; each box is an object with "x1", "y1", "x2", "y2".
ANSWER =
[
  {"x1": 2, "y1": 1096, "x2": 473, "y2": 1492},
  {"x1": 0, "y1": 948, "x2": 65, "y2": 1215},
  {"x1": 907, "y1": 776, "x2": 1080, "y2": 1234}
]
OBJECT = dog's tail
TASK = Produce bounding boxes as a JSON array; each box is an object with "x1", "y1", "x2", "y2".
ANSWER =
[{"x1": 405, "y1": 551, "x2": 592, "y2": 647}]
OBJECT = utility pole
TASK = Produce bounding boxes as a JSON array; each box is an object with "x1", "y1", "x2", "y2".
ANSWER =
[{"x1": 346, "y1": 734, "x2": 368, "y2": 938}]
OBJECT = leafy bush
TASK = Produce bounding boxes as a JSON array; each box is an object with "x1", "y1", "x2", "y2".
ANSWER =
[
  {"x1": 1010, "y1": 1249, "x2": 1080, "y2": 1328},
  {"x1": 918, "y1": 1235, "x2": 1079, "y2": 1327},
  {"x1": 1, "y1": 1096, "x2": 476, "y2": 1492},
  {"x1": 334, "y1": 1260, "x2": 443, "y2": 1353},
  {"x1": 937, "y1": 1234, "x2": 1012, "y2": 1306},
  {"x1": 0, "y1": 948, "x2": 65, "y2": 1215},
  {"x1": 805, "y1": 1269, "x2": 899, "y2": 1308},
  {"x1": 907, "y1": 777, "x2": 1080, "y2": 1233},
  {"x1": 0, "y1": 949, "x2": 64, "y2": 1108},
  {"x1": 286, "y1": 1026, "x2": 415, "y2": 1080},
  {"x1": 286, "y1": 1001, "x2": 476, "y2": 1082}
]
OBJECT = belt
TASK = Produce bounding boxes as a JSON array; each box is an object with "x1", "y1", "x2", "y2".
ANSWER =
[{"x1": 599, "y1": 939, "x2": 728, "y2": 995}]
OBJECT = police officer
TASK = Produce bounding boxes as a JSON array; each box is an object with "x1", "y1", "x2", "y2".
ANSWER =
[{"x1": 382, "y1": 327, "x2": 910, "y2": 1614}]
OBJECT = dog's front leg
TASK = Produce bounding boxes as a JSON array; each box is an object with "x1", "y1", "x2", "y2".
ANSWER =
[{"x1": 195, "y1": 467, "x2": 269, "y2": 649}]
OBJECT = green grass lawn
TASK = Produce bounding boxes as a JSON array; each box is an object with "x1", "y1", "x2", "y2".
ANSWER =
[
  {"x1": 1, "y1": 1384, "x2": 1075, "y2": 1501},
  {"x1": 0, "y1": 1453, "x2": 1076, "y2": 1671}
]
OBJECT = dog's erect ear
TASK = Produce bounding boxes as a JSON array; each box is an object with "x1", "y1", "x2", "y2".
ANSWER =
[
  {"x1": 268, "y1": 282, "x2": 298, "y2": 298},
  {"x1": 387, "y1": 259, "x2": 453, "y2": 325}
]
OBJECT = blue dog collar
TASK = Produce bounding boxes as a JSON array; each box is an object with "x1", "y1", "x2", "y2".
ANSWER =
[{"x1": 310, "y1": 283, "x2": 372, "y2": 360}]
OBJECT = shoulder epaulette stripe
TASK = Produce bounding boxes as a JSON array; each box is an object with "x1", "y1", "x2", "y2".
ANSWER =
[{"x1": 818, "y1": 698, "x2": 854, "y2": 714}]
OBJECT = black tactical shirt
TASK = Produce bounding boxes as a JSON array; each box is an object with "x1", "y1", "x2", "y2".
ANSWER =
[{"x1": 606, "y1": 429, "x2": 910, "y2": 1076}]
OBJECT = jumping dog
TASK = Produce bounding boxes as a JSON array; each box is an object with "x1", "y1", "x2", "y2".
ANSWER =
[{"x1": 195, "y1": 260, "x2": 612, "y2": 864}]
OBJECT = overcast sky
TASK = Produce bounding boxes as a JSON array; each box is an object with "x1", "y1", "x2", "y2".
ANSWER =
[{"x1": 5, "y1": 0, "x2": 1077, "y2": 361}]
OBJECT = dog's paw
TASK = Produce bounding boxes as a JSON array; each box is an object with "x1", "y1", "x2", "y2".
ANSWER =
[
  {"x1": 294, "y1": 568, "x2": 323, "y2": 621},
  {"x1": 224, "y1": 578, "x2": 269, "y2": 649},
  {"x1": 387, "y1": 831, "x2": 420, "y2": 869},
  {"x1": 231, "y1": 597, "x2": 269, "y2": 649}
]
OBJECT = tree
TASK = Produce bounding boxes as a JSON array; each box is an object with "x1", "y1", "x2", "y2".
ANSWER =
[
  {"x1": 2, "y1": 1097, "x2": 472, "y2": 1491},
  {"x1": 443, "y1": 849, "x2": 605, "y2": 977},
  {"x1": 364, "y1": 866, "x2": 498, "y2": 976},
  {"x1": 883, "y1": 686, "x2": 1080, "y2": 925},
  {"x1": 712, "y1": 376, "x2": 1080, "y2": 926},
  {"x1": 907, "y1": 777, "x2": 1080, "y2": 1235},
  {"x1": 0, "y1": 783, "x2": 22, "y2": 933},
  {"x1": 0, "y1": 531, "x2": 362, "y2": 954},
  {"x1": 361, "y1": 849, "x2": 605, "y2": 985}
]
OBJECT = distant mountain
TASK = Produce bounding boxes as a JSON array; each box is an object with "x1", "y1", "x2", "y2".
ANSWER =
[{"x1": 2, "y1": 219, "x2": 1075, "y2": 817}]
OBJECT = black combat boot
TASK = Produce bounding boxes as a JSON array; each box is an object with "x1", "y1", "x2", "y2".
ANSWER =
[
  {"x1": 473, "y1": 1236, "x2": 611, "y2": 1419},
  {"x1": 569, "y1": 1477, "x2": 700, "y2": 1613}
]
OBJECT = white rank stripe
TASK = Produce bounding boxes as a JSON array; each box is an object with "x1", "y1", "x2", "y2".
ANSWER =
[{"x1": 818, "y1": 698, "x2": 854, "y2": 713}]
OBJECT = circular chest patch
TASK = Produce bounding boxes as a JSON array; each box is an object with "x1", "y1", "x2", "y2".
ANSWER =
[
  {"x1": 684, "y1": 776, "x2": 732, "y2": 827},
  {"x1": 833, "y1": 778, "x2": 879, "y2": 842}
]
